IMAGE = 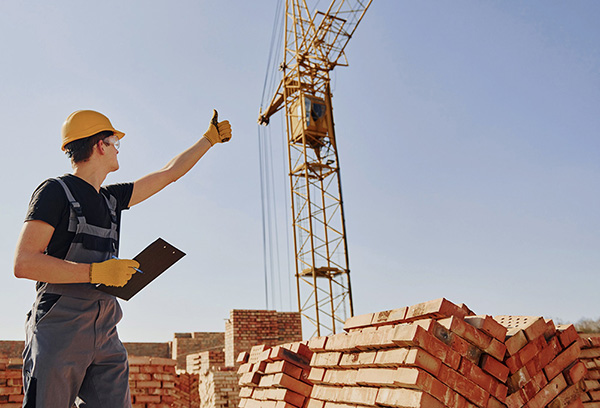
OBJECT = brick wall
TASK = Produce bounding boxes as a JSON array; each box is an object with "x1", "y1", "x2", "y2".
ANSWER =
[
  {"x1": 225, "y1": 310, "x2": 302, "y2": 367},
  {"x1": 0, "y1": 358, "x2": 22, "y2": 407},
  {"x1": 173, "y1": 332, "x2": 225, "y2": 371},
  {"x1": 0, "y1": 342, "x2": 23, "y2": 359},
  {"x1": 125, "y1": 342, "x2": 171, "y2": 358},
  {"x1": 0, "y1": 356, "x2": 199, "y2": 408}
]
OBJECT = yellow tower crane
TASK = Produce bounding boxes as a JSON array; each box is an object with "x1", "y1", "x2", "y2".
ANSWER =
[{"x1": 258, "y1": 0, "x2": 372, "y2": 337}]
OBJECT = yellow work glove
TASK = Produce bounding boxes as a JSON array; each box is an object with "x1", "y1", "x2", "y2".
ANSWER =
[
  {"x1": 89, "y1": 258, "x2": 139, "y2": 287},
  {"x1": 203, "y1": 109, "x2": 232, "y2": 145}
]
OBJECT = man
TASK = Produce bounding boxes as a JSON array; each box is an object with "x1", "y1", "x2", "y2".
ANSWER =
[{"x1": 13, "y1": 109, "x2": 232, "y2": 407}]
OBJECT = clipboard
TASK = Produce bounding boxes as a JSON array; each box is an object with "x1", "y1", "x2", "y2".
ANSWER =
[{"x1": 97, "y1": 238, "x2": 186, "y2": 301}]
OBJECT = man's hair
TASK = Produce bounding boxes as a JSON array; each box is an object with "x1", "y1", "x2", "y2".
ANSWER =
[{"x1": 64, "y1": 131, "x2": 114, "y2": 163}]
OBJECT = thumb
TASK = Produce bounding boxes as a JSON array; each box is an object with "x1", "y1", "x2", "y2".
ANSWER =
[{"x1": 211, "y1": 109, "x2": 219, "y2": 133}]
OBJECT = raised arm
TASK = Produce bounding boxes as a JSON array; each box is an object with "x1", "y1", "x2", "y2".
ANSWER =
[{"x1": 129, "y1": 110, "x2": 232, "y2": 207}]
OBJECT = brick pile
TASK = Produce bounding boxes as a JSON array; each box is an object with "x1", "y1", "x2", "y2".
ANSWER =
[
  {"x1": 306, "y1": 298, "x2": 508, "y2": 408},
  {"x1": 235, "y1": 299, "x2": 596, "y2": 408},
  {"x1": 173, "y1": 332, "x2": 225, "y2": 371},
  {"x1": 578, "y1": 334, "x2": 600, "y2": 406},
  {"x1": 0, "y1": 358, "x2": 22, "y2": 407},
  {"x1": 238, "y1": 342, "x2": 314, "y2": 408},
  {"x1": 187, "y1": 349, "x2": 227, "y2": 374},
  {"x1": 174, "y1": 371, "x2": 201, "y2": 408},
  {"x1": 492, "y1": 316, "x2": 585, "y2": 408},
  {"x1": 200, "y1": 368, "x2": 241, "y2": 408}
]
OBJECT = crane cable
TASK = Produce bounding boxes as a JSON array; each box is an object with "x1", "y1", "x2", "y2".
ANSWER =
[{"x1": 258, "y1": 0, "x2": 293, "y2": 311}]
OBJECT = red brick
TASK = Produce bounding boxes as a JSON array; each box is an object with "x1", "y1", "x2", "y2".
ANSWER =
[
  {"x1": 307, "y1": 367, "x2": 326, "y2": 384},
  {"x1": 324, "y1": 333, "x2": 355, "y2": 352},
  {"x1": 237, "y1": 351, "x2": 250, "y2": 364},
  {"x1": 270, "y1": 373, "x2": 312, "y2": 396},
  {"x1": 524, "y1": 336, "x2": 561, "y2": 376},
  {"x1": 521, "y1": 370, "x2": 548, "y2": 400},
  {"x1": 394, "y1": 366, "x2": 459, "y2": 406},
  {"x1": 406, "y1": 298, "x2": 468, "y2": 322},
  {"x1": 376, "y1": 387, "x2": 445, "y2": 408},
  {"x1": 437, "y1": 364, "x2": 490, "y2": 407},
  {"x1": 355, "y1": 367, "x2": 399, "y2": 386},
  {"x1": 557, "y1": 324, "x2": 580, "y2": 348},
  {"x1": 459, "y1": 358, "x2": 507, "y2": 401},
  {"x1": 544, "y1": 341, "x2": 581, "y2": 381},
  {"x1": 505, "y1": 335, "x2": 547, "y2": 373},
  {"x1": 343, "y1": 313, "x2": 373, "y2": 331},
  {"x1": 504, "y1": 329, "x2": 528, "y2": 355},
  {"x1": 464, "y1": 316, "x2": 507, "y2": 342},
  {"x1": 310, "y1": 384, "x2": 341, "y2": 402},
  {"x1": 393, "y1": 324, "x2": 461, "y2": 370},
  {"x1": 307, "y1": 336, "x2": 328, "y2": 352},
  {"x1": 430, "y1": 321, "x2": 482, "y2": 364},
  {"x1": 480, "y1": 354, "x2": 509, "y2": 383},
  {"x1": 372, "y1": 307, "x2": 408, "y2": 327},
  {"x1": 438, "y1": 316, "x2": 493, "y2": 349},
  {"x1": 134, "y1": 395, "x2": 161, "y2": 403},
  {"x1": 404, "y1": 348, "x2": 443, "y2": 376},
  {"x1": 265, "y1": 361, "x2": 303, "y2": 379},
  {"x1": 353, "y1": 326, "x2": 399, "y2": 351},
  {"x1": 274, "y1": 402, "x2": 297, "y2": 408},
  {"x1": 239, "y1": 371, "x2": 262, "y2": 386},
  {"x1": 310, "y1": 352, "x2": 341, "y2": 368},
  {"x1": 374, "y1": 348, "x2": 410, "y2": 367},
  {"x1": 525, "y1": 373, "x2": 567, "y2": 408},
  {"x1": 339, "y1": 350, "x2": 377, "y2": 368},
  {"x1": 520, "y1": 317, "x2": 548, "y2": 342},
  {"x1": 265, "y1": 387, "x2": 306, "y2": 406},
  {"x1": 564, "y1": 360, "x2": 587, "y2": 385},
  {"x1": 505, "y1": 389, "x2": 526, "y2": 408},
  {"x1": 547, "y1": 382, "x2": 585, "y2": 408},
  {"x1": 305, "y1": 399, "x2": 325, "y2": 408},
  {"x1": 322, "y1": 368, "x2": 357, "y2": 386},
  {"x1": 341, "y1": 386, "x2": 379, "y2": 405}
]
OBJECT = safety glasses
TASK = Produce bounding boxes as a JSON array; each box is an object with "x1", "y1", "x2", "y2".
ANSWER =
[{"x1": 103, "y1": 135, "x2": 120, "y2": 151}]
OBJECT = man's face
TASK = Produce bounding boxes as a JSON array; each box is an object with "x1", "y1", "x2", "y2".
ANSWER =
[{"x1": 102, "y1": 135, "x2": 120, "y2": 171}]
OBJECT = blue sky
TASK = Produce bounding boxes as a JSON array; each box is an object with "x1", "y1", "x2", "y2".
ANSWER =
[{"x1": 0, "y1": 1, "x2": 598, "y2": 341}]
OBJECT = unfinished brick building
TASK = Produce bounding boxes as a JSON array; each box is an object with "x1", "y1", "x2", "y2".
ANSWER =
[
  {"x1": 2, "y1": 301, "x2": 599, "y2": 408},
  {"x1": 0, "y1": 309, "x2": 302, "y2": 407}
]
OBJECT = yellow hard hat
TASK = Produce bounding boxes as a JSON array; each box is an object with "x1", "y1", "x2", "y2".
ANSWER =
[{"x1": 61, "y1": 110, "x2": 125, "y2": 151}]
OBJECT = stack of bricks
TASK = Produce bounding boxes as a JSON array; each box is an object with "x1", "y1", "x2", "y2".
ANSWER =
[
  {"x1": 128, "y1": 356, "x2": 178, "y2": 407},
  {"x1": 226, "y1": 310, "x2": 303, "y2": 367},
  {"x1": 0, "y1": 358, "x2": 22, "y2": 407},
  {"x1": 578, "y1": 334, "x2": 600, "y2": 406},
  {"x1": 187, "y1": 349, "x2": 227, "y2": 374},
  {"x1": 199, "y1": 368, "x2": 241, "y2": 408},
  {"x1": 306, "y1": 298, "x2": 509, "y2": 408},
  {"x1": 173, "y1": 332, "x2": 225, "y2": 372},
  {"x1": 494, "y1": 316, "x2": 586, "y2": 408},
  {"x1": 238, "y1": 342, "x2": 314, "y2": 408},
  {"x1": 174, "y1": 371, "x2": 201, "y2": 408}
]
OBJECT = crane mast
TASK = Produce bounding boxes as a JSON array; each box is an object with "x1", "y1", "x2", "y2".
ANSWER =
[{"x1": 259, "y1": 0, "x2": 372, "y2": 337}]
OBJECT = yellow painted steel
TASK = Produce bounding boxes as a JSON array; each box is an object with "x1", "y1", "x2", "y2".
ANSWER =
[{"x1": 259, "y1": 0, "x2": 372, "y2": 337}]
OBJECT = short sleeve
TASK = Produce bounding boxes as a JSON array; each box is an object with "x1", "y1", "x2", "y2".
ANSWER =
[{"x1": 25, "y1": 179, "x2": 69, "y2": 228}]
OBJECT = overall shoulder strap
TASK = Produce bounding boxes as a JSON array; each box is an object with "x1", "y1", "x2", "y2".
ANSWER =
[
  {"x1": 54, "y1": 177, "x2": 86, "y2": 231},
  {"x1": 100, "y1": 190, "x2": 118, "y2": 224}
]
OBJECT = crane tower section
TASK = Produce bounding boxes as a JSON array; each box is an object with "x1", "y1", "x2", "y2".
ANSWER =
[{"x1": 259, "y1": 0, "x2": 372, "y2": 337}]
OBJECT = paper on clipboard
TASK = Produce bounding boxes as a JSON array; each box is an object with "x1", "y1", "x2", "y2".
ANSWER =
[{"x1": 97, "y1": 238, "x2": 186, "y2": 301}]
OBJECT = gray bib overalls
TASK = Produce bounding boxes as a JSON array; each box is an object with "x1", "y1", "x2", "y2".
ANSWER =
[{"x1": 22, "y1": 178, "x2": 131, "y2": 408}]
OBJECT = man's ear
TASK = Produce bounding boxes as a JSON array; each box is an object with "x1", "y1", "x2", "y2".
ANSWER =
[{"x1": 96, "y1": 140, "x2": 107, "y2": 155}]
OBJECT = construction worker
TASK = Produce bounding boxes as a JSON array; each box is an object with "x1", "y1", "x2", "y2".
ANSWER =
[{"x1": 13, "y1": 109, "x2": 232, "y2": 407}]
